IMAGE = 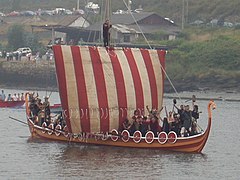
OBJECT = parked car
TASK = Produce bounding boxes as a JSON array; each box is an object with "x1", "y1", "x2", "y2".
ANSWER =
[
  {"x1": 223, "y1": 22, "x2": 233, "y2": 28},
  {"x1": 13, "y1": 47, "x2": 32, "y2": 56},
  {"x1": 190, "y1": 20, "x2": 204, "y2": 26},
  {"x1": 73, "y1": 9, "x2": 85, "y2": 15},
  {"x1": 134, "y1": 8, "x2": 143, "y2": 13},
  {"x1": 164, "y1": 17, "x2": 174, "y2": 24},
  {"x1": 6, "y1": 11, "x2": 20, "y2": 17},
  {"x1": 20, "y1": 11, "x2": 36, "y2": 16},
  {"x1": 0, "y1": 12, "x2": 5, "y2": 17},
  {"x1": 54, "y1": 8, "x2": 65, "y2": 15},
  {"x1": 64, "y1": 9, "x2": 73, "y2": 15},
  {"x1": 113, "y1": 9, "x2": 125, "y2": 14},
  {"x1": 85, "y1": 2, "x2": 100, "y2": 14},
  {"x1": 40, "y1": 10, "x2": 54, "y2": 16}
]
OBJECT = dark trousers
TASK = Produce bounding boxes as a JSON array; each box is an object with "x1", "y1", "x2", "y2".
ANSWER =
[{"x1": 103, "y1": 37, "x2": 109, "y2": 47}]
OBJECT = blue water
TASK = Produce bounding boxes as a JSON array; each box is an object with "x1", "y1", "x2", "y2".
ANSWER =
[{"x1": 0, "y1": 89, "x2": 239, "y2": 179}]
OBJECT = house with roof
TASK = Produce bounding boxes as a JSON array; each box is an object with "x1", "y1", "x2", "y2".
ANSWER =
[
  {"x1": 31, "y1": 12, "x2": 180, "y2": 45},
  {"x1": 31, "y1": 15, "x2": 90, "y2": 44},
  {"x1": 83, "y1": 12, "x2": 180, "y2": 44},
  {"x1": 53, "y1": 15, "x2": 90, "y2": 44}
]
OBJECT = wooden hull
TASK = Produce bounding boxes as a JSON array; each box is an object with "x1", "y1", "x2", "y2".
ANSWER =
[
  {"x1": 27, "y1": 117, "x2": 211, "y2": 153},
  {"x1": 25, "y1": 90, "x2": 215, "y2": 153},
  {"x1": 0, "y1": 100, "x2": 25, "y2": 108}
]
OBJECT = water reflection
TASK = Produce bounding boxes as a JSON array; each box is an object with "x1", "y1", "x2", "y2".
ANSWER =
[
  {"x1": 1, "y1": 90, "x2": 240, "y2": 179},
  {"x1": 57, "y1": 144, "x2": 208, "y2": 162},
  {"x1": 31, "y1": 143, "x2": 209, "y2": 178}
]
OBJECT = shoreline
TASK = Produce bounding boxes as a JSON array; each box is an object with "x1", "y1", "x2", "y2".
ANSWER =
[
  {"x1": 1, "y1": 84, "x2": 239, "y2": 102},
  {"x1": 0, "y1": 59, "x2": 239, "y2": 101}
]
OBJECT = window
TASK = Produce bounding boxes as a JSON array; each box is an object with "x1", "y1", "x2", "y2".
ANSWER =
[{"x1": 124, "y1": 35, "x2": 130, "y2": 42}]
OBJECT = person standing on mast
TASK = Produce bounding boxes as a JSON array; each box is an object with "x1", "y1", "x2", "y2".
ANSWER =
[{"x1": 103, "y1": 19, "x2": 112, "y2": 47}]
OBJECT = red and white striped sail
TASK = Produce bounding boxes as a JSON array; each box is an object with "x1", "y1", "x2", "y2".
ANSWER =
[{"x1": 53, "y1": 45, "x2": 166, "y2": 134}]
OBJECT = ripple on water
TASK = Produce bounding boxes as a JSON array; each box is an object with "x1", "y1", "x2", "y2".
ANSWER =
[{"x1": 0, "y1": 91, "x2": 240, "y2": 179}]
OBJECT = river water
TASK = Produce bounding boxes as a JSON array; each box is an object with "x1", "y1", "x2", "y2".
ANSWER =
[{"x1": 0, "y1": 89, "x2": 239, "y2": 179}]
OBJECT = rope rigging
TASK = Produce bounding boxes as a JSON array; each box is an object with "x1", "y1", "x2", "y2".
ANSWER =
[
  {"x1": 82, "y1": 0, "x2": 183, "y2": 104},
  {"x1": 121, "y1": 0, "x2": 183, "y2": 103}
]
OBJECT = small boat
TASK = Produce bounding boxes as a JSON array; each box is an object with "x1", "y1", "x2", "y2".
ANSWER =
[
  {"x1": 50, "y1": 103, "x2": 62, "y2": 113},
  {"x1": 0, "y1": 100, "x2": 25, "y2": 108},
  {"x1": 50, "y1": 103, "x2": 61, "y2": 109},
  {"x1": 24, "y1": 45, "x2": 216, "y2": 153}
]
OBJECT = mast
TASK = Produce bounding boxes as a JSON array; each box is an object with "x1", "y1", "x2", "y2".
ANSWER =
[
  {"x1": 77, "y1": 0, "x2": 80, "y2": 10},
  {"x1": 181, "y1": 0, "x2": 185, "y2": 30},
  {"x1": 105, "y1": 0, "x2": 111, "y2": 20},
  {"x1": 127, "y1": 0, "x2": 132, "y2": 14},
  {"x1": 186, "y1": 0, "x2": 188, "y2": 24}
]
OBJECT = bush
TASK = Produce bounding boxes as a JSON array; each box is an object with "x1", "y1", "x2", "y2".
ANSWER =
[
  {"x1": 7, "y1": 24, "x2": 25, "y2": 50},
  {"x1": 166, "y1": 33, "x2": 240, "y2": 81},
  {"x1": 7, "y1": 24, "x2": 45, "y2": 54}
]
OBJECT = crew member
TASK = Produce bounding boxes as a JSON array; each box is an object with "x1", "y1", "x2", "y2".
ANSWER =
[
  {"x1": 0, "y1": 90, "x2": 6, "y2": 101},
  {"x1": 103, "y1": 20, "x2": 112, "y2": 47}
]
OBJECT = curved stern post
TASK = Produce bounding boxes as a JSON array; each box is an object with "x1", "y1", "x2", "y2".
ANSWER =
[{"x1": 198, "y1": 100, "x2": 216, "y2": 152}]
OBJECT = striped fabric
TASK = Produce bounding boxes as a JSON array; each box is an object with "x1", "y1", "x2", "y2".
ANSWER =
[{"x1": 53, "y1": 45, "x2": 166, "y2": 133}]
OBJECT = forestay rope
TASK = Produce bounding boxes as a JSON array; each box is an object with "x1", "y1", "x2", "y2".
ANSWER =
[
  {"x1": 122, "y1": 0, "x2": 183, "y2": 103},
  {"x1": 122, "y1": 0, "x2": 152, "y2": 49}
]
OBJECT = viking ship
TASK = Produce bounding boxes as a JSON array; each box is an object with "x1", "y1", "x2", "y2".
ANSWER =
[
  {"x1": 25, "y1": 45, "x2": 216, "y2": 153},
  {"x1": 0, "y1": 100, "x2": 25, "y2": 108},
  {"x1": 25, "y1": 0, "x2": 216, "y2": 153}
]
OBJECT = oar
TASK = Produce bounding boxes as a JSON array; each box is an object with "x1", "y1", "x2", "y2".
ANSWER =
[
  {"x1": 9, "y1": 116, "x2": 66, "y2": 134},
  {"x1": 172, "y1": 98, "x2": 177, "y2": 112},
  {"x1": 48, "y1": 91, "x2": 53, "y2": 98},
  {"x1": 9, "y1": 116, "x2": 28, "y2": 126},
  {"x1": 164, "y1": 106, "x2": 168, "y2": 118},
  {"x1": 197, "y1": 123, "x2": 204, "y2": 132},
  {"x1": 9, "y1": 116, "x2": 125, "y2": 138}
]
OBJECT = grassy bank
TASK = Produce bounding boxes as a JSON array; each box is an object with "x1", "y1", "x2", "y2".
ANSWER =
[
  {"x1": 161, "y1": 27, "x2": 240, "y2": 92},
  {"x1": 0, "y1": 45, "x2": 239, "y2": 93},
  {"x1": 1, "y1": 27, "x2": 240, "y2": 93}
]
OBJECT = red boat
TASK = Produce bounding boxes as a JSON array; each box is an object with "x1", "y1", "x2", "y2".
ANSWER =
[
  {"x1": 0, "y1": 100, "x2": 25, "y2": 108},
  {"x1": 50, "y1": 103, "x2": 62, "y2": 111},
  {"x1": 50, "y1": 103, "x2": 61, "y2": 109},
  {"x1": 25, "y1": 44, "x2": 216, "y2": 153}
]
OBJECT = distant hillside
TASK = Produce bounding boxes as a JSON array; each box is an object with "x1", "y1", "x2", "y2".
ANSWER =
[
  {"x1": 1, "y1": 1, "x2": 240, "y2": 93},
  {"x1": 1, "y1": 0, "x2": 240, "y2": 24}
]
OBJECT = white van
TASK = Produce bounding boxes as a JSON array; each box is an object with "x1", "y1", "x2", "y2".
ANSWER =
[{"x1": 13, "y1": 47, "x2": 32, "y2": 56}]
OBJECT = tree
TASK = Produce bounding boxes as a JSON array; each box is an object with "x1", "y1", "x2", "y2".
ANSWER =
[
  {"x1": 25, "y1": 33, "x2": 45, "y2": 54},
  {"x1": 7, "y1": 24, "x2": 45, "y2": 54},
  {"x1": 7, "y1": 24, "x2": 25, "y2": 50}
]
